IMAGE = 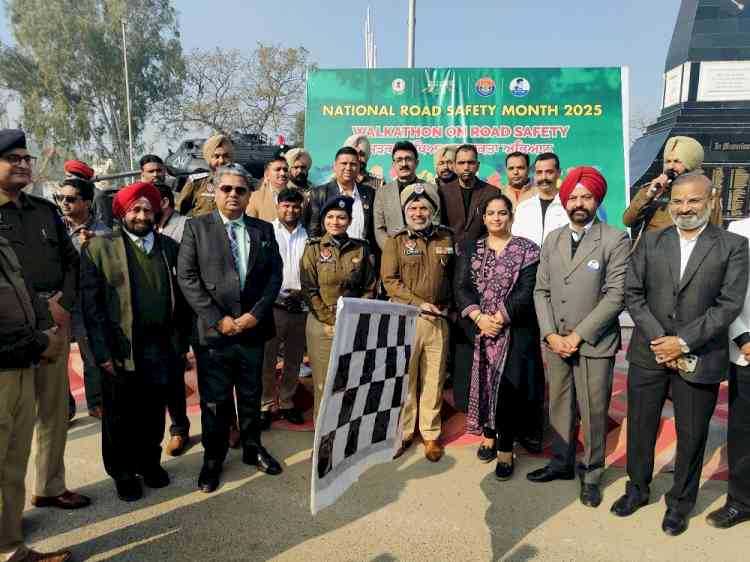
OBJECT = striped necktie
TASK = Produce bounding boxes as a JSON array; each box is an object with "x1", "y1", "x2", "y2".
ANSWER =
[{"x1": 226, "y1": 222, "x2": 241, "y2": 275}]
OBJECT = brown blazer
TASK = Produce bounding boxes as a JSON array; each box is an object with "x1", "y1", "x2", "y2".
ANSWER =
[
  {"x1": 438, "y1": 179, "x2": 499, "y2": 245},
  {"x1": 246, "y1": 181, "x2": 280, "y2": 223}
]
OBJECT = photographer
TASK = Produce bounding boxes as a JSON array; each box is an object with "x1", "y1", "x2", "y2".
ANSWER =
[
  {"x1": 623, "y1": 136, "x2": 722, "y2": 237},
  {"x1": 260, "y1": 188, "x2": 309, "y2": 428}
]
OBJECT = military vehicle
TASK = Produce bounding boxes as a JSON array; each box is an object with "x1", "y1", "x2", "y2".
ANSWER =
[{"x1": 165, "y1": 131, "x2": 287, "y2": 189}]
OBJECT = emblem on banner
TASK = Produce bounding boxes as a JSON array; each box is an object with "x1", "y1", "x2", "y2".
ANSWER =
[
  {"x1": 392, "y1": 78, "x2": 406, "y2": 95},
  {"x1": 475, "y1": 76, "x2": 496, "y2": 97},
  {"x1": 510, "y1": 77, "x2": 531, "y2": 98}
]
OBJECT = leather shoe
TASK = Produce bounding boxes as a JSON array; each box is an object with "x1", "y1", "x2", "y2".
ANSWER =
[
  {"x1": 115, "y1": 477, "x2": 142, "y2": 502},
  {"x1": 610, "y1": 491, "x2": 649, "y2": 517},
  {"x1": 495, "y1": 456, "x2": 514, "y2": 481},
  {"x1": 198, "y1": 462, "x2": 222, "y2": 493},
  {"x1": 31, "y1": 490, "x2": 91, "y2": 510},
  {"x1": 141, "y1": 465, "x2": 170, "y2": 489},
  {"x1": 477, "y1": 443, "x2": 496, "y2": 463},
  {"x1": 393, "y1": 435, "x2": 413, "y2": 459},
  {"x1": 662, "y1": 508, "x2": 688, "y2": 536},
  {"x1": 10, "y1": 548, "x2": 72, "y2": 561},
  {"x1": 259, "y1": 411, "x2": 273, "y2": 431},
  {"x1": 228, "y1": 426, "x2": 241, "y2": 449},
  {"x1": 526, "y1": 465, "x2": 575, "y2": 483},
  {"x1": 280, "y1": 407, "x2": 304, "y2": 425},
  {"x1": 706, "y1": 505, "x2": 750, "y2": 529},
  {"x1": 243, "y1": 447, "x2": 282, "y2": 475},
  {"x1": 424, "y1": 439, "x2": 444, "y2": 462},
  {"x1": 580, "y1": 483, "x2": 602, "y2": 508},
  {"x1": 166, "y1": 435, "x2": 189, "y2": 456}
]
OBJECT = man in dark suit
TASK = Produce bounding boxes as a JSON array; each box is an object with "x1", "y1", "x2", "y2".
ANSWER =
[
  {"x1": 81, "y1": 182, "x2": 190, "y2": 502},
  {"x1": 438, "y1": 143, "x2": 499, "y2": 413},
  {"x1": 613, "y1": 173, "x2": 749, "y2": 536},
  {"x1": 306, "y1": 146, "x2": 375, "y2": 248},
  {"x1": 438, "y1": 143, "x2": 499, "y2": 247},
  {"x1": 178, "y1": 163, "x2": 284, "y2": 493}
]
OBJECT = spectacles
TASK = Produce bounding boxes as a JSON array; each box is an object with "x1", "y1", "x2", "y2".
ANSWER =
[
  {"x1": 54, "y1": 194, "x2": 81, "y2": 204},
  {"x1": 1, "y1": 154, "x2": 37, "y2": 165},
  {"x1": 218, "y1": 185, "x2": 249, "y2": 195}
]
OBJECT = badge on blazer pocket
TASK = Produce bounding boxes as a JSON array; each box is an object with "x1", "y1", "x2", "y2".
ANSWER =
[{"x1": 587, "y1": 259, "x2": 600, "y2": 271}]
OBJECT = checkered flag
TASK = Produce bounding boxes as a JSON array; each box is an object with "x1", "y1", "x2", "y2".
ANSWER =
[{"x1": 311, "y1": 297, "x2": 419, "y2": 514}]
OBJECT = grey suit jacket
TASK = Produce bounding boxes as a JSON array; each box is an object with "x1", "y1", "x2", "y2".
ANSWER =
[
  {"x1": 373, "y1": 179, "x2": 440, "y2": 250},
  {"x1": 625, "y1": 224, "x2": 749, "y2": 383},
  {"x1": 534, "y1": 221, "x2": 630, "y2": 358}
]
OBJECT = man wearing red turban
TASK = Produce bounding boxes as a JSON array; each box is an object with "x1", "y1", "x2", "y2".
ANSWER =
[
  {"x1": 529, "y1": 166, "x2": 630, "y2": 510},
  {"x1": 80, "y1": 181, "x2": 190, "y2": 502},
  {"x1": 64, "y1": 160, "x2": 95, "y2": 181}
]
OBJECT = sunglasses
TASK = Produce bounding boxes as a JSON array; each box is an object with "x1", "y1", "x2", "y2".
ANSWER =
[
  {"x1": 54, "y1": 194, "x2": 81, "y2": 204},
  {"x1": 218, "y1": 185, "x2": 249, "y2": 195},
  {"x1": 2, "y1": 154, "x2": 37, "y2": 165}
]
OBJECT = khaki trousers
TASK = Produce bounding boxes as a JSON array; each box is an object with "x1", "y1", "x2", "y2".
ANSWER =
[
  {"x1": 32, "y1": 341, "x2": 70, "y2": 497},
  {"x1": 261, "y1": 308, "x2": 306, "y2": 411},
  {"x1": 546, "y1": 351, "x2": 614, "y2": 484},
  {"x1": 0, "y1": 368, "x2": 36, "y2": 559},
  {"x1": 401, "y1": 316, "x2": 449, "y2": 441},
  {"x1": 306, "y1": 314, "x2": 334, "y2": 422}
]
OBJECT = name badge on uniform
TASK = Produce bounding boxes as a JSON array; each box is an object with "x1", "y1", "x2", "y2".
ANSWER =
[
  {"x1": 434, "y1": 246, "x2": 454, "y2": 255},
  {"x1": 587, "y1": 259, "x2": 600, "y2": 271},
  {"x1": 319, "y1": 247, "x2": 334, "y2": 263},
  {"x1": 404, "y1": 239, "x2": 422, "y2": 256},
  {"x1": 200, "y1": 192, "x2": 215, "y2": 199}
]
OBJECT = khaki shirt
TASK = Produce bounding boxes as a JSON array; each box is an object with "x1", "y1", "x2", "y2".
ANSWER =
[
  {"x1": 623, "y1": 183, "x2": 723, "y2": 233},
  {"x1": 381, "y1": 226, "x2": 455, "y2": 307},
  {"x1": 176, "y1": 173, "x2": 217, "y2": 218},
  {"x1": 300, "y1": 233, "x2": 377, "y2": 325}
]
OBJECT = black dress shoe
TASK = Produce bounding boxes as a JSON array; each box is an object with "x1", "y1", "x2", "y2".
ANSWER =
[
  {"x1": 610, "y1": 491, "x2": 649, "y2": 517},
  {"x1": 526, "y1": 465, "x2": 575, "y2": 483},
  {"x1": 662, "y1": 508, "x2": 688, "y2": 536},
  {"x1": 495, "y1": 457, "x2": 514, "y2": 481},
  {"x1": 115, "y1": 477, "x2": 142, "y2": 502},
  {"x1": 706, "y1": 505, "x2": 750, "y2": 529},
  {"x1": 242, "y1": 447, "x2": 282, "y2": 475},
  {"x1": 141, "y1": 466, "x2": 170, "y2": 489},
  {"x1": 580, "y1": 483, "x2": 602, "y2": 508},
  {"x1": 198, "y1": 462, "x2": 222, "y2": 493},
  {"x1": 280, "y1": 408, "x2": 304, "y2": 425},
  {"x1": 259, "y1": 411, "x2": 273, "y2": 431},
  {"x1": 477, "y1": 443, "x2": 496, "y2": 463}
]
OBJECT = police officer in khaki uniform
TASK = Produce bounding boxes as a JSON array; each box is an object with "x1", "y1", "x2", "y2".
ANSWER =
[
  {"x1": 381, "y1": 184, "x2": 454, "y2": 462},
  {"x1": 0, "y1": 235, "x2": 71, "y2": 562},
  {"x1": 0, "y1": 129, "x2": 91, "y2": 512},
  {"x1": 176, "y1": 134, "x2": 234, "y2": 218},
  {"x1": 300, "y1": 195, "x2": 377, "y2": 420}
]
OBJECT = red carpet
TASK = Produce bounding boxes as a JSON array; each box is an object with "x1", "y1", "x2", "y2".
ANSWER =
[{"x1": 67, "y1": 329, "x2": 729, "y2": 480}]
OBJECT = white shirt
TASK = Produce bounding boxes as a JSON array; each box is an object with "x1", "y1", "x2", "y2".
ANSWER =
[
  {"x1": 218, "y1": 211, "x2": 250, "y2": 289},
  {"x1": 339, "y1": 183, "x2": 366, "y2": 239},
  {"x1": 512, "y1": 194, "x2": 569, "y2": 246},
  {"x1": 124, "y1": 229, "x2": 155, "y2": 254},
  {"x1": 570, "y1": 218, "x2": 595, "y2": 243},
  {"x1": 677, "y1": 224, "x2": 708, "y2": 280},
  {"x1": 272, "y1": 219, "x2": 307, "y2": 292}
]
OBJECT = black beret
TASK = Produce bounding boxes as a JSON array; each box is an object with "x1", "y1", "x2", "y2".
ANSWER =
[
  {"x1": 60, "y1": 178, "x2": 95, "y2": 202},
  {"x1": 0, "y1": 129, "x2": 27, "y2": 155},
  {"x1": 320, "y1": 195, "x2": 354, "y2": 219}
]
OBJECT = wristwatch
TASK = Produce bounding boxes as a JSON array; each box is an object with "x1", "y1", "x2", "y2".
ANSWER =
[{"x1": 677, "y1": 337, "x2": 690, "y2": 354}]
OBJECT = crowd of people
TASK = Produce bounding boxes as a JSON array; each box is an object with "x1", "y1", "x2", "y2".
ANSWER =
[{"x1": 1, "y1": 127, "x2": 749, "y2": 561}]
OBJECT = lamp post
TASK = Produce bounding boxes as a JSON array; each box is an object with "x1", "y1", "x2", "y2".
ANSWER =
[
  {"x1": 121, "y1": 18, "x2": 134, "y2": 170},
  {"x1": 407, "y1": 0, "x2": 415, "y2": 68}
]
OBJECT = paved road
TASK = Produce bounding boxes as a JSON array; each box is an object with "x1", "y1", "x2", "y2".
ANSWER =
[{"x1": 23, "y1": 414, "x2": 749, "y2": 561}]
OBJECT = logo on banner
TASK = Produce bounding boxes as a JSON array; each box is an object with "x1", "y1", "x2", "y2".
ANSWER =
[
  {"x1": 510, "y1": 77, "x2": 531, "y2": 97},
  {"x1": 392, "y1": 78, "x2": 406, "y2": 95},
  {"x1": 421, "y1": 79, "x2": 455, "y2": 95},
  {"x1": 475, "y1": 76, "x2": 496, "y2": 97}
]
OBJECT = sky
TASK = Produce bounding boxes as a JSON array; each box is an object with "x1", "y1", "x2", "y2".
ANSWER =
[{"x1": 0, "y1": 0, "x2": 683, "y2": 149}]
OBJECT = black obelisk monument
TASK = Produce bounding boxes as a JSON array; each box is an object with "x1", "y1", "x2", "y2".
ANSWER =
[{"x1": 630, "y1": 0, "x2": 750, "y2": 221}]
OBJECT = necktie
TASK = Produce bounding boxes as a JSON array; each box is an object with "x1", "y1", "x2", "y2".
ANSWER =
[
  {"x1": 227, "y1": 222, "x2": 241, "y2": 275},
  {"x1": 135, "y1": 237, "x2": 146, "y2": 253}
]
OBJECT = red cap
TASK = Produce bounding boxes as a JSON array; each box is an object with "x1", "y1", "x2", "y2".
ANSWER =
[
  {"x1": 559, "y1": 166, "x2": 607, "y2": 207},
  {"x1": 112, "y1": 182, "x2": 161, "y2": 219},
  {"x1": 64, "y1": 160, "x2": 95, "y2": 180}
]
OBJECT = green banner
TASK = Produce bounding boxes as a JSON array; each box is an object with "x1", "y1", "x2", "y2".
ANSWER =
[{"x1": 305, "y1": 67, "x2": 629, "y2": 227}]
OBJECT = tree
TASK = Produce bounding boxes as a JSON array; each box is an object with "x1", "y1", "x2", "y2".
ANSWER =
[
  {"x1": 156, "y1": 44, "x2": 314, "y2": 140},
  {"x1": 290, "y1": 110, "x2": 305, "y2": 145},
  {"x1": 0, "y1": 0, "x2": 184, "y2": 171}
]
